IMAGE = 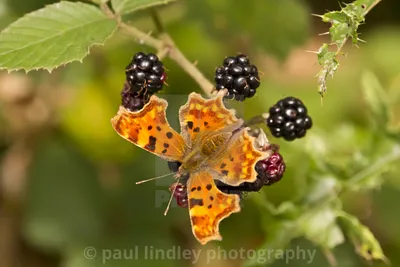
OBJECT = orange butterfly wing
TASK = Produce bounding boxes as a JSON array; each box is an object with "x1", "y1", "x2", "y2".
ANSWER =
[
  {"x1": 111, "y1": 95, "x2": 185, "y2": 162},
  {"x1": 178, "y1": 92, "x2": 242, "y2": 145},
  {"x1": 209, "y1": 128, "x2": 268, "y2": 186},
  {"x1": 187, "y1": 171, "x2": 240, "y2": 245}
]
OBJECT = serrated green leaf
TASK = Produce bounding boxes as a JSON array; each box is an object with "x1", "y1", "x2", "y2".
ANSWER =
[
  {"x1": 322, "y1": 11, "x2": 349, "y2": 23},
  {"x1": 329, "y1": 21, "x2": 351, "y2": 46},
  {"x1": 337, "y1": 211, "x2": 388, "y2": 263},
  {"x1": 111, "y1": 0, "x2": 177, "y2": 15},
  {"x1": 0, "y1": 1, "x2": 117, "y2": 72}
]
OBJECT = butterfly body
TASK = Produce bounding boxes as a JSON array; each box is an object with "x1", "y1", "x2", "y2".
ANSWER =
[{"x1": 111, "y1": 92, "x2": 270, "y2": 245}]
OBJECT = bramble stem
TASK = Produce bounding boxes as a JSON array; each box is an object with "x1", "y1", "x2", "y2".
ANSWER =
[
  {"x1": 99, "y1": 3, "x2": 214, "y2": 97},
  {"x1": 244, "y1": 113, "x2": 270, "y2": 127},
  {"x1": 159, "y1": 33, "x2": 214, "y2": 96},
  {"x1": 316, "y1": 0, "x2": 383, "y2": 98}
]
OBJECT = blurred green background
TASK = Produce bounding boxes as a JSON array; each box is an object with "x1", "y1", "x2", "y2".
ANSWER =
[{"x1": 1, "y1": 0, "x2": 400, "y2": 266}]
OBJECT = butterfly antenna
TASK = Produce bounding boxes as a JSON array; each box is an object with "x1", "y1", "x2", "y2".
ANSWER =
[
  {"x1": 135, "y1": 172, "x2": 175, "y2": 185},
  {"x1": 163, "y1": 176, "x2": 182, "y2": 216}
]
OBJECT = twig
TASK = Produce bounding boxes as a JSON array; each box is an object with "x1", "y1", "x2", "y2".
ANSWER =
[
  {"x1": 159, "y1": 33, "x2": 214, "y2": 96},
  {"x1": 99, "y1": 2, "x2": 214, "y2": 96},
  {"x1": 118, "y1": 22, "x2": 164, "y2": 50}
]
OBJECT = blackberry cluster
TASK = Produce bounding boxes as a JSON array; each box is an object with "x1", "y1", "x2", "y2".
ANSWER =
[
  {"x1": 266, "y1": 97, "x2": 312, "y2": 141},
  {"x1": 121, "y1": 52, "x2": 166, "y2": 111},
  {"x1": 214, "y1": 54, "x2": 260, "y2": 101}
]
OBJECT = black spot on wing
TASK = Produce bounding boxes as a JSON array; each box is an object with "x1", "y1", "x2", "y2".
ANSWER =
[
  {"x1": 166, "y1": 132, "x2": 173, "y2": 139},
  {"x1": 187, "y1": 121, "x2": 194, "y2": 130},
  {"x1": 156, "y1": 126, "x2": 162, "y2": 131},
  {"x1": 145, "y1": 136, "x2": 157, "y2": 151},
  {"x1": 193, "y1": 127, "x2": 200, "y2": 132},
  {"x1": 189, "y1": 198, "x2": 204, "y2": 207},
  {"x1": 221, "y1": 170, "x2": 229, "y2": 176}
]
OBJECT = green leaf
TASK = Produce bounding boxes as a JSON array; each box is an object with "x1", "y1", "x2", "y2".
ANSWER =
[
  {"x1": 0, "y1": 1, "x2": 117, "y2": 72},
  {"x1": 300, "y1": 207, "x2": 344, "y2": 248},
  {"x1": 316, "y1": 43, "x2": 339, "y2": 96},
  {"x1": 337, "y1": 211, "x2": 389, "y2": 263},
  {"x1": 92, "y1": 0, "x2": 109, "y2": 3},
  {"x1": 322, "y1": 11, "x2": 349, "y2": 23},
  {"x1": 303, "y1": 176, "x2": 340, "y2": 205},
  {"x1": 344, "y1": 145, "x2": 400, "y2": 191},
  {"x1": 361, "y1": 71, "x2": 389, "y2": 125},
  {"x1": 111, "y1": 0, "x2": 177, "y2": 15}
]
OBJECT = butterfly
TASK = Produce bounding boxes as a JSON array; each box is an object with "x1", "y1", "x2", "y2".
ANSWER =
[{"x1": 111, "y1": 92, "x2": 269, "y2": 245}]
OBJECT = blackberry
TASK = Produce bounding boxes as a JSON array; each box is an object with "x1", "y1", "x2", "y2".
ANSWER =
[
  {"x1": 167, "y1": 161, "x2": 190, "y2": 208},
  {"x1": 121, "y1": 52, "x2": 167, "y2": 112},
  {"x1": 214, "y1": 180, "x2": 243, "y2": 197},
  {"x1": 120, "y1": 81, "x2": 147, "y2": 111},
  {"x1": 266, "y1": 97, "x2": 312, "y2": 141},
  {"x1": 216, "y1": 179, "x2": 263, "y2": 194},
  {"x1": 169, "y1": 183, "x2": 188, "y2": 208},
  {"x1": 214, "y1": 54, "x2": 260, "y2": 101},
  {"x1": 125, "y1": 52, "x2": 166, "y2": 94},
  {"x1": 255, "y1": 152, "x2": 286, "y2": 186}
]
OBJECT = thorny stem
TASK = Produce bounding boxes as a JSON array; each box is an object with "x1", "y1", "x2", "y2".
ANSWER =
[
  {"x1": 364, "y1": 0, "x2": 383, "y2": 14},
  {"x1": 317, "y1": 0, "x2": 383, "y2": 98},
  {"x1": 99, "y1": 2, "x2": 214, "y2": 97},
  {"x1": 334, "y1": 0, "x2": 382, "y2": 55}
]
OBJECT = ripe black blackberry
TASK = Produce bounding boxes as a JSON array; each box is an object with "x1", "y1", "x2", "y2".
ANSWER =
[
  {"x1": 255, "y1": 152, "x2": 286, "y2": 186},
  {"x1": 266, "y1": 97, "x2": 312, "y2": 141},
  {"x1": 214, "y1": 54, "x2": 260, "y2": 101},
  {"x1": 125, "y1": 52, "x2": 166, "y2": 94},
  {"x1": 121, "y1": 52, "x2": 166, "y2": 112}
]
